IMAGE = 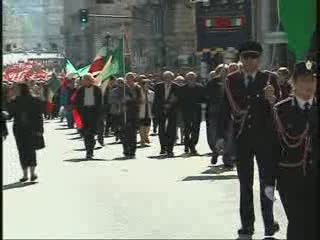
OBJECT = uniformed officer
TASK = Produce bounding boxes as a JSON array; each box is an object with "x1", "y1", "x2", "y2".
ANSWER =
[
  {"x1": 216, "y1": 41, "x2": 281, "y2": 238},
  {"x1": 265, "y1": 61, "x2": 318, "y2": 240}
]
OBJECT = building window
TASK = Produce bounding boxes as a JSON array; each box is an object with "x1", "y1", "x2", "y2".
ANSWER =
[
  {"x1": 96, "y1": 0, "x2": 114, "y2": 3},
  {"x1": 152, "y1": 14, "x2": 162, "y2": 34}
]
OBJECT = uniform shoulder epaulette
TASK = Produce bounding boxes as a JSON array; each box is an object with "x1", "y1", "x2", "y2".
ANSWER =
[
  {"x1": 262, "y1": 70, "x2": 278, "y2": 79},
  {"x1": 227, "y1": 70, "x2": 241, "y2": 80},
  {"x1": 274, "y1": 97, "x2": 293, "y2": 110}
]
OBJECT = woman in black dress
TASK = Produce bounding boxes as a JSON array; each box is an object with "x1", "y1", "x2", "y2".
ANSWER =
[{"x1": 8, "y1": 83, "x2": 44, "y2": 182}]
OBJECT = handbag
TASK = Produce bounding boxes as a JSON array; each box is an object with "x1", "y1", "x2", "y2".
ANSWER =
[{"x1": 33, "y1": 133, "x2": 45, "y2": 150}]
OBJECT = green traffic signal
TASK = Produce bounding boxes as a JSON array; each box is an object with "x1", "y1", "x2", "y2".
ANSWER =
[{"x1": 79, "y1": 9, "x2": 88, "y2": 23}]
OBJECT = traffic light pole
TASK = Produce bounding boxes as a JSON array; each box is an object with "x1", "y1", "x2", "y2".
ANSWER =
[{"x1": 87, "y1": 14, "x2": 152, "y2": 24}]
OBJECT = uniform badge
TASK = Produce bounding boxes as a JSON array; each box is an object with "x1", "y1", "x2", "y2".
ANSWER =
[{"x1": 305, "y1": 61, "x2": 312, "y2": 70}]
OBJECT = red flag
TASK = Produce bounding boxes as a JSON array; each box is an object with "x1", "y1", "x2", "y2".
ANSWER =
[
  {"x1": 88, "y1": 47, "x2": 108, "y2": 75},
  {"x1": 70, "y1": 90, "x2": 83, "y2": 129},
  {"x1": 73, "y1": 108, "x2": 84, "y2": 129}
]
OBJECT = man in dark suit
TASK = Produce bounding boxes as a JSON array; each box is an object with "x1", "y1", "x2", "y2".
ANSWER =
[
  {"x1": 75, "y1": 74, "x2": 102, "y2": 159},
  {"x1": 265, "y1": 61, "x2": 318, "y2": 240},
  {"x1": 178, "y1": 72, "x2": 205, "y2": 155},
  {"x1": 216, "y1": 41, "x2": 281, "y2": 238},
  {"x1": 119, "y1": 72, "x2": 142, "y2": 159},
  {"x1": 153, "y1": 71, "x2": 179, "y2": 157}
]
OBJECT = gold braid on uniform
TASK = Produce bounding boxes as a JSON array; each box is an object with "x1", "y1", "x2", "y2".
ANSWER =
[
  {"x1": 273, "y1": 107, "x2": 311, "y2": 176},
  {"x1": 224, "y1": 78, "x2": 248, "y2": 138}
]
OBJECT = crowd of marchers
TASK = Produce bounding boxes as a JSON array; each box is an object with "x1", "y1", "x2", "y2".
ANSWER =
[{"x1": 1, "y1": 41, "x2": 318, "y2": 240}]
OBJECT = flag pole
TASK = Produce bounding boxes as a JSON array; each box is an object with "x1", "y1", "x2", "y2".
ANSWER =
[{"x1": 122, "y1": 24, "x2": 127, "y2": 125}]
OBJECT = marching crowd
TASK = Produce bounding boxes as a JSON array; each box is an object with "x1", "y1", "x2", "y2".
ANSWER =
[{"x1": 2, "y1": 41, "x2": 318, "y2": 240}]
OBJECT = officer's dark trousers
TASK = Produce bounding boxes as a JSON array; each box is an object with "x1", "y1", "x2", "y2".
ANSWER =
[
  {"x1": 14, "y1": 129, "x2": 37, "y2": 168},
  {"x1": 235, "y1": 131, "x2": 275, "y2": 230},
  {"x1": 277, "y1": 166, "x2": 317, "y2": 240},
  {"x1": 158, "y1": 111, "x2": 177, "y2": 153},
  {"x1": 183, "y1": 109, "x2": 201, "y2": 151},
  {"x1": 120, "y1": 118, "x2": 138, "y2": 156}
]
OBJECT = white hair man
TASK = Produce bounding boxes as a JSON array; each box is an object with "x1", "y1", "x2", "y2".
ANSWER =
[
  {"x1": 152, "y1": 70, "x2": 179, "y2": 157},
  {"x1": 74, "y1": 73, "x2": 102, "y2": 159}
]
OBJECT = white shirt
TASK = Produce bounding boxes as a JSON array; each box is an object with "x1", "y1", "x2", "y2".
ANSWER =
[
  {"x1": 295, "y1": 96, "x2": 314, "y2": 110},
  {"x1": 84, "y1": 87, "x2": 95, "y2": 106},
  {"x1": 244, "y1": 71, "x2": 257, "y2": 87},
  {"x1": 164, "y1": 83, "x2": 171, "y2": 100}
]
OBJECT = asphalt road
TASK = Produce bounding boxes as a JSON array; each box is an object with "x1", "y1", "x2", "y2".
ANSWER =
[{"x1": 3, "y1": 120, "x2": 287, "y2": 239}]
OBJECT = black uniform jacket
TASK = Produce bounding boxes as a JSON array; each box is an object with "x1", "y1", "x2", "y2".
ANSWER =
[
  {"x1": 217, "y1": 70, "x2": 281, "y2": 139},
  {"x1": 265, "y1": 97, "x2": 319, "y2": 186}
]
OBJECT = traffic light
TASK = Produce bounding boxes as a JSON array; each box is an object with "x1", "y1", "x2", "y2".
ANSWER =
[{"x1": 79, "y1": 9, "x2": 88, "y2": 23}]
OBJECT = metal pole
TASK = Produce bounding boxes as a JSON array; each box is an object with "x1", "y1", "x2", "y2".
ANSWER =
[
  {"x1": 122, "y1": 25, "x2": 127, "y2": 125},
  {"x1": 88, "y1": 14, "x2": 152, "y2": 24}
]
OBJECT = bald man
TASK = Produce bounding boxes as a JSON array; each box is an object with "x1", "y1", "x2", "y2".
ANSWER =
[
  {"x1": 178, "y1": 72, "x2": 205, "y2": 155},
  {"x1": 152, "y1": 71, "x2": 179, "y2": 157}
]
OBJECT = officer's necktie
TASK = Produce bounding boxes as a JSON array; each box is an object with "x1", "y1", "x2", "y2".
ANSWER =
[
  {"x1": 304, "y1": 102, "x2": 311, "y2": 121},
  {"x1": 246, "y1": 75, "x2": 253, "y2": 88}
]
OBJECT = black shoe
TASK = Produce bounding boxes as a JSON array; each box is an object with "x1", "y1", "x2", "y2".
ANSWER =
[
  {"x1": 19, "y1": 177, "x2": 28, "y2": 182},
  {"x1": 190, "y1": 150, "x2": 199, "y2": 156},
  {"x1": 265, "y1": 222, "x2": 280, "y2": 236},
  {"x1": 184, "y1": 146, "x2": 189, "y2": 153},
  {"x1": 238, "y1": 227, "x2": 254, "y2": 236},
  {"x1": 86, "y1": 152, "x2": 93, "y2": 159},
  {"x1": 160, "y1": 147, "x2": 166, "y2": 155},
  {"x1": 30, "y1": 175, "x2": 38, "y2": 182},
  {"x1": 223, "y1": 163, "x2": 234, "y2": 170},
  {"x1": 211, "y1": 155, "x2": 218, "y2": 165},
  {"x1": 98, "y1": 138, "x2": 104, "y2": 146},
  {"x1": 167, "y1": 152, "x2": 174, "y2": 158}
]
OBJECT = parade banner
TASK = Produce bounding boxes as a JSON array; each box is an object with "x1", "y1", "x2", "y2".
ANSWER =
[{"x1": 279, "y1": 0, "x2": 316, "y2": 60}]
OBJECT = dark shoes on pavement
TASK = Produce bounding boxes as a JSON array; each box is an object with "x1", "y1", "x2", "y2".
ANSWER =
[
  {"x1": 19, "y1": 175, "x2": 38, "y2": 182},
  {"x1": 86, "y1": 151, "x2": 94, "y2": 159},
  {"x1": 30, "y1": 174, "x2": 38, "y2": 182},
  {"x1": 223, "y1": 163, "x2": 234, "y2": 170},
  {"x1": 98, "y1": 136, "x2": 104, "y2": 146},
  {"x1": 160, "y1": 147, "x2": 166, "y2": 155},
  {"x1": 237, "y1": 222, "x2": 279, "y2": 238},
  {"x1": 211, "y1": 155, "x2": 218, "y2": 165},
  {"x1": 238, "y1": 226, "x2": 254, "y2": 237},
  {"x1": 19, "y1": 177, "x2": 28, "y2": 182},
  {"x1": 265, "y1": 222, "x2": 280, "y2": 236},
  {"x1": 184, "y1": 146, "x2": 189, "y2": 153},
  {"x1": 167, "y1": 152, "x2": 174, "y2": 158}
]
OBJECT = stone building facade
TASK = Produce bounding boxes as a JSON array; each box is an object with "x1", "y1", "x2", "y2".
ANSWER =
[
  {"x1": 63, "y1": 0, "x2": 197, "y2": 72},
  {"x1": 3, "y1": 0, "x2": 64, "y2": 53}
]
